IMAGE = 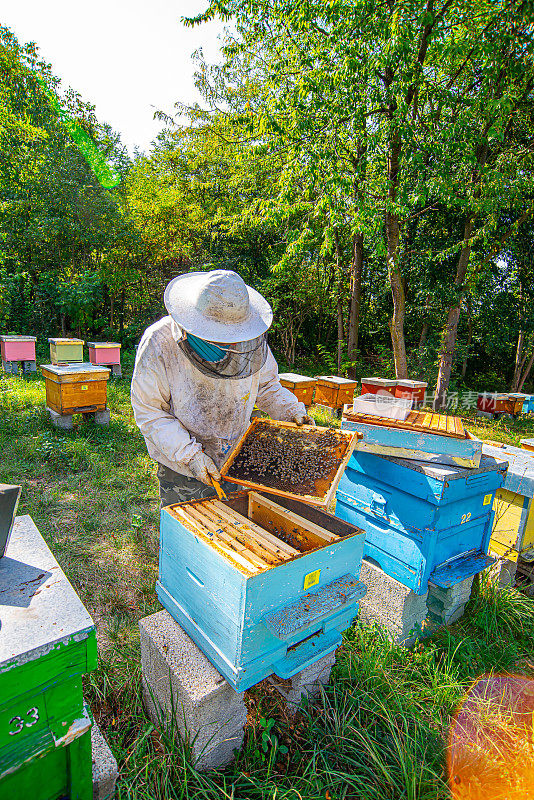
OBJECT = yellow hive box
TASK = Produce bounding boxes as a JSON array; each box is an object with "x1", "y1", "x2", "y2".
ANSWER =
[{"x1": 484, "y1": 442, "x2": 534, "y2": 561}]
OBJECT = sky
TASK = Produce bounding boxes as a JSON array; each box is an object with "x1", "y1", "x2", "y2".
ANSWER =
[{"x1": 2, "y1": 0, "x2": 226, "y2": 154}]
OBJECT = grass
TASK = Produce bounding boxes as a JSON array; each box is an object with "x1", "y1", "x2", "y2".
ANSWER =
[{"x1": 2, "y1": 368, "x2": 534, "y2": 799}]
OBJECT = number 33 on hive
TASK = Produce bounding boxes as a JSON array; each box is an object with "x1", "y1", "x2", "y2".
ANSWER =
[{"x1": 8, "y1": 707, "x2": 39, "y2": 735}]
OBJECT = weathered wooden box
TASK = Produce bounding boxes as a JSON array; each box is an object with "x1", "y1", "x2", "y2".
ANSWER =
[
  {"x1": 335, "y1": 451, "x2": 505, "y2": 594},
  {"x1": 477, "y1": 393, "x2": 523, "y2": 416},
  {"x1": 157, "y1": 491, "x2": 366, "y2": 691},
  {"x1": 278, "y1": 373, "x2": 317, "y2": 407},
  {"x1": 483, "y1": 442, "x2": 534, "y2": 562},
  {"x1": 314, "y1": 375, "x2": 358, "y2": 409},
  {"x1": 360, "y1": 377, "x2": 397, "y2": 396},
  {"x1": 0, "y1": 336, "x2": 36, "y2": 362},
  {"x1": 0, "y1": 484, "x2": 20, "y2": 559},
  {"x1": 520, "y1": 438, "x2": 534, "y2": 452},
  {"x1": 521, "y1": 396, "x2": 534, "y2": 414},
  {"x1": 87, "y1": 342, "x2": 121, "y2": 366},
  {"x1": 48, "y1": 338, "x2": 84, "y2": 364},
  {"x1": 0, "y1": 515, "x2": 97, "y2": 798},
  {"x1": 341, "y1": 409, "x2": 482, "y2": 468},
  {"x1": 394, "y1": 379, "x2": 427, "y2": 405},
  {"x1": 41, "y1": 363, "x2": 110, "y2": 415}
]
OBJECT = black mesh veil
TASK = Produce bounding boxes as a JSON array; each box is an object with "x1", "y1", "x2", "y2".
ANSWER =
[{"x1": 178, "y1": 331, "x2": 269, "y2": 379}]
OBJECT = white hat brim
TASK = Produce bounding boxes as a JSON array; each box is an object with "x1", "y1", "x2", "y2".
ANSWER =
[{"x1": 164, "y1": 272, "x2": 273, "y2": 343}]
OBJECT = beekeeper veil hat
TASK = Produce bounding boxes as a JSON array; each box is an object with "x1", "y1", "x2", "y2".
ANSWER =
[{"x1": 164, "y1": 270, "x2": 273, "y2": 379}]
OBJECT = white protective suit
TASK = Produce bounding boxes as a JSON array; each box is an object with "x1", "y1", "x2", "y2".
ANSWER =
[{"x1": 131, "y1": 315, "x2": 306, "y2": 477}]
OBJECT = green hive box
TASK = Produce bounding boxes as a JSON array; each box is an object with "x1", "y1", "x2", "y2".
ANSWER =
[
  {"x1": 48, "y1": 338, "x2": 85, "y2": 365},
  {"x1": 0, "y1": 515, "x2": 97, "y2": 799}
]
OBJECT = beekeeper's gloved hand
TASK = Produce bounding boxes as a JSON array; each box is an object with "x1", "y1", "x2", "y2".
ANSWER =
[
  {"x1": 293, "y1": 413, "x2": 316, "y2": 426},
  {"x1": 188, "y1": 451, "x2": 222, "y2": 486}
]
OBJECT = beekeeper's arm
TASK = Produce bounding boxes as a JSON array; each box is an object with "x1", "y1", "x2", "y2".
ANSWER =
[
  {"x1": 131, "y1": 334, "x2": 220, "y2": 483},
  {"x1": 255, "y1": 349, "x2": 313, "y2": 425}
]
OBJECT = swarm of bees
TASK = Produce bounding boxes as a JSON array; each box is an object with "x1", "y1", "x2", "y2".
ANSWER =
[{"x1": 228, "y1": 422, "x2": 342, "y2": 495}]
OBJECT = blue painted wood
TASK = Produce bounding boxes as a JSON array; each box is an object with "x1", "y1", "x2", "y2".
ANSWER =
[
  {"x1": 157, "y1": 495, "x2": 366, "y2": 692},
  {"x1": 483, "y1": 442, "x2": 534, "y2": 498},
  {"x1": 341, "y1": 418, "x2": 482, "y2": 467},
  {"x1": 335, "y1": 451, "x2": 506, "y2": 594},
  {"x1": 430, "y1": 553, "x2": 495, "y2": 589}
]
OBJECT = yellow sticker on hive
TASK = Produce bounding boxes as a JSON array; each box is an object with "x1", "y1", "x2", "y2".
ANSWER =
[
  {"x1": 303, "y1": 569, "x2": 321, "y2": 590},
  {"x1": 81, "y1": 384, "x2": 88, "y2": 390},
  {"x1": 483, "y1": 494, "x2": 492, "y2": 505}
]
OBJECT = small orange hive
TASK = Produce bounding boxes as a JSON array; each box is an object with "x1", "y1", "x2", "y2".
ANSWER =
[
  {"x1": 314, "y1": 375, "x2": 359, "y2": 409},
  {"x1": 278, "y1": 373, "x2": 317, "y2": 407},
  {"x1": 41, "y1": 363, "x2": 110, "y2": 415}
]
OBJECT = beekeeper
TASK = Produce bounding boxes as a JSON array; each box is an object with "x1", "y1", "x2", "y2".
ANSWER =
[{"x1": 131, "y1": 269, "x2": 314, "y2": 507}]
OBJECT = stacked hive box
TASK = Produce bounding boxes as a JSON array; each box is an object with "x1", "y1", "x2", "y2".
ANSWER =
[
  {"x1": 278, "y1": 373, "x2": 317, "y2": 407},
  {"x1": 158, "y1": 492, "x2": 366, "y2": 691},
  {"x1": 87, "y1": 342, "x2": 122, "y2": 377},
  {"x1": 156, "y1": 420, "x2": 366, "y2": 692},
  {"x1": 477, "y1": 393, "x2": 524, "y2": 418},
  {"x1": 0, "y1": 514, "x2": 97, "y2": 798},
  {"x1": 336, "y1": 450, "x2": 505, "y2": 594},
  {"x1": 483, "y1": 442, "x2": 534, "y2": 566},
  {"x1": 361, "y1": 377, "x2": 397, "y2": 396},
  {"x1": 41, "y1": 363, "x2": 111, "y2": 428},
  {"x1": 314, "y1": 376, "x2": 358, "y2": 410},
  {"x1": 48, "y1": 338, "x2": 84, "y2": 365},
  {"x1": 0, "y1": 335, "x2": 37, "y2": 375},
  {"x1": 334, "y1": 406, "x2": 506, "y2": 637}
]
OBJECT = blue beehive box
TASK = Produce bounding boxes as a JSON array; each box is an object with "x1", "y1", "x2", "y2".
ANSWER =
[
  {"x1": 341, "y1": 413, "x2": 482, "y2": 468},
  {"x1": 335, "y1": 451, "x2": 506, "y2": 594},
  {"x1": 156, "y1": 490, "x2": 366, "y2": 692}
]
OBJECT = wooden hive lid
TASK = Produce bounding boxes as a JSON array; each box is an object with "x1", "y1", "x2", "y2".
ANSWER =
[
  {"x1": 48, "y1": 337, "x2": 84, "y2": 344},
  {"x1": 220, "y1": 418, "x2": 359, "y2": 506},
  {"x1": 0, "y1": 516, "x2": 95, "y2": 671},
  {"x1": 0, "y1": 335, "x2": 37, "y2": 342},
  {"x1": 278, "y1": 372, "x2": 316, "y2": 385},
  {"x1": 41, "y1": 362, "x2": 111, "y2": 381},
  {"x1": 87, "y1": 341, "x2": 121, "y2": 348},
  {"x1": 315, "y1": 375, "x2": 359, "y2": 386}
]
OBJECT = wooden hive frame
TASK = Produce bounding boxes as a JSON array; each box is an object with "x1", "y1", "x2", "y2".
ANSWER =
[
  {"x1": 220, "y1": 418, "x2": 359, "y2": 506},
  {"x1": 343, "y1": 408, "x2": 466, "y2": 439},
  {"x1": 168, "y1": 491, "x2": 340, "y2": 577}
]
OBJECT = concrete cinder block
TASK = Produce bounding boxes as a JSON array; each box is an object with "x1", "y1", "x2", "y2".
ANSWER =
[
  {"x1": 92, "y1": 722, "x2": 118, "y2": 800},
  {"x1": 358, "y1": 559, "x2": 429, "y2": 646},
  {"x1": 427, "y1": 575, "x2": 474, "y2": 625},
  {"x1": 2, "y1": 360, "x2": 18, "y2": 374},
  {"x1": 111, "y1": 364, "x2": 122, "y2": 377},
  {"x1": 22, "y1": 360, "x2": 37, "y2": 373},
  {"x1": 94, "y1": 409, "x2": 111, "y2": 425},
  {"x1": 268, "y1": 649, "x2": 336, "y2": 709},
  {"x1": 139, "y1": 611, "x2": 247, "y2": 770},
  {"x1": 47, "y1": 406, "x2": 74, "y2": 430}
]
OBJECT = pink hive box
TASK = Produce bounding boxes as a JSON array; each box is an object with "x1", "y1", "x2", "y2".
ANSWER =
[
  {"x1": 0, "y1": 335, "x2": 37, "y2": 362},
  {"x1": 87, "y1": 342, "x2": 121, "y2": 365}
]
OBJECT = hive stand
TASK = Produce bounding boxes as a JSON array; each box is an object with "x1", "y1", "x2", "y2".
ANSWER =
[
  {"x1": 358, "y1": 559, "x2": 475, "y2": 646},
  {"x1": 2, "y1": 360, "x2": 37, "y2": 374},
  {"x1": 91, "y1": 723, "x2": 118, "y2": 800},
  {"x1": 267, "y1": 650, "x2": 337, "y2": 711},
  {"x1": 47, "y1": 407, "x2": 111, "y2": 430},
  {"x1": 139, "y1": 611, "x2": 247, "y2": 771},
  {"x1": 87, "y1": 343, "x2": 122, "y2": 378}
]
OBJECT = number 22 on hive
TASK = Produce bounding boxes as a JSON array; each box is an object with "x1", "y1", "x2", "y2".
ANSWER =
[
  {"x1": 460, "y1": 512, "x2": 471, "y2": 525},
  {"x1": 8, "y1": 706, "x2": 39, "y2": 736}
]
